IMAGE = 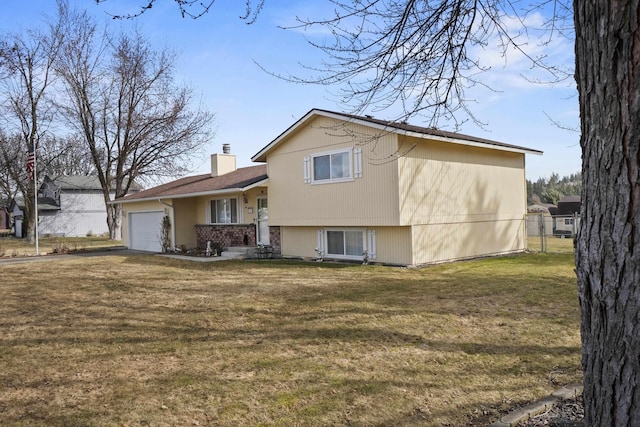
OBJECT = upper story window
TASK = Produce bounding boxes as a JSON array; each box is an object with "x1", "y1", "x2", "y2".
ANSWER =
[
  {"x1": 304, "y1": 148, "x2": 361, "y2": 184},
  {"x1": 210, "y1": 198, "x2": 238, "y2": 224}
]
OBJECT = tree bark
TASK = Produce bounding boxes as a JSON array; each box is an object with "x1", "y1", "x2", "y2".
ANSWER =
[{"x1": 574, "y1": 0, "x2": 640, "y2": 423}]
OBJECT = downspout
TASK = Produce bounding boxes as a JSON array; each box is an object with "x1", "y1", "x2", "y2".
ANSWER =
[{"x1": 158, "y1": 199, "x2": 176, "y2": 251}]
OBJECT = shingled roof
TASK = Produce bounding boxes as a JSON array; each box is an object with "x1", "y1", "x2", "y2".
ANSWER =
[
  {"x1": 44, "y1": 175, "x2": 142, "y2": 192},
  {"x1": 252, "y1": 109, "x2": 542, "y2": 162},
  {"x1": 116, "y1": 165, "x2": 268, "y2": 203}
]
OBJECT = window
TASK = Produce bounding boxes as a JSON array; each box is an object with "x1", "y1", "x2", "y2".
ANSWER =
[
  {"x1": 326, "y1": 230, "x2": 365, "y2": 258},
  {"x1": 564, "y1": 218, "x2": 574, "y2": 225},
  {"x1": 317, "y1": 229, "x2": 376, "y2": 261},
  {"x1": 311, "y1": 149, "x2": 352, "y2": 183},
  {"x1": 210, "y1": 198, "x2": 238, "y2": 224}
]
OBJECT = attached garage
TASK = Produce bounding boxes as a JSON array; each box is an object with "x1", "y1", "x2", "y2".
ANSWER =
[{"x1": 128, "y1": 211, "x2": 164, "y2": 252}]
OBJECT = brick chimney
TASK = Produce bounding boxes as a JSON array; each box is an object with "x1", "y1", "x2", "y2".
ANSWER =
[{"x1": 211, "y1": 144, "x2": 236, "y2": 177}]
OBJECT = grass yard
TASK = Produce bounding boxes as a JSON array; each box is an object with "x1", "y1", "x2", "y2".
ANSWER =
[
  {"x1": 0, "y1": 252, "x2": 581, "y2": 426},
  {"x1": 526, "y1": 235, "x2": 575, "y2": 254},
  {"x1": 0, "y1": 236, "x2": 122, "y2": 257}
]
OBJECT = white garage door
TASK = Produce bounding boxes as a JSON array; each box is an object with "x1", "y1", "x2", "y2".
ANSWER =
[{"x1": 129, "y1": 211, "x2": 164, "y2": 252}]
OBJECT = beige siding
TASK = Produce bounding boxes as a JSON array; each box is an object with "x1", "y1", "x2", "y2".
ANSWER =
[
  {"x1": 396, "y1": 136, "x2": 527, "y2": 262},
  {"x1": 193, "y1": 187, "x2": 267, "y2": 225},
  {"x1": 280, "y1": 225, "x2": 413, "y2": 266},
  {"x1": 266, "y1": 116, "x2": 401, "y2": 226},
  {"x1": 173, "y1": 198, "x2": 197, "y2": 247},
  {"x1": 372, "y1": 226, "x2": 413, "y2": 265},
  {"x1": 398, "y1": 136, "x2": 526, "y2": 225},
  {"x1": 121, "y1": 200, "x2": 169, "y2": 248},
  {"x1": 411, "y1": 219, "x2": 526, "y2": 265}
]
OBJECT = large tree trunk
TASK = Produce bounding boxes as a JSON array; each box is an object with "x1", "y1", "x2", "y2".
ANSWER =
[
  {"x1": 106, "y1": 199, "x2": 121, "y2": 240},
  {"x1": 574, "y1": 0, "x2": 640, "y2": 423}
]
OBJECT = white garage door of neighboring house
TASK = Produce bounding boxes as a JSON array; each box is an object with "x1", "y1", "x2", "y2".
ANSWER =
[{"x1": 129, "y1": 211, "x2": 164, "y2": 252}]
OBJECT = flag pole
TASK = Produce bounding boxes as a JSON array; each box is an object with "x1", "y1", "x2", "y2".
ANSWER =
[
  {"x1": 26, "y1": 142, "x2": 39, "y2": 255},
  {"x1": 34, "y1": 144, "x2": 39, "y2": 255}
]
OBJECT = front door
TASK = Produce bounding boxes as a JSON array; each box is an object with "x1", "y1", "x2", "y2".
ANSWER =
[{"x1": 256, "y1": 197, "x2": 269, "y2": 245}]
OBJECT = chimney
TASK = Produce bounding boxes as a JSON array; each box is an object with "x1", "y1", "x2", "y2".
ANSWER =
[{"x1": 211, "y1": 144, "x2": 236, "y2": 177}]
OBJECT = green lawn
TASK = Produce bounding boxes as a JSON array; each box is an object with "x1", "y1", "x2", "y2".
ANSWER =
[{"x1": 0, "y1": 252, "x2": 581, "y2": 426}]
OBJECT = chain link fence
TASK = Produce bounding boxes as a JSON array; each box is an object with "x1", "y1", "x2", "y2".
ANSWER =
[{"x1": 526, "y1": 213, "x2": 578, "y2": 254}]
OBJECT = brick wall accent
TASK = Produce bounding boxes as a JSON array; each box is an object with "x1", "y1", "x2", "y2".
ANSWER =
[
  {"x1": 195, "y1": 224, "x2": 281, "y2": 254},
  {"x1": 268, "y1": 226, "x2": 281, "y2": 254}
]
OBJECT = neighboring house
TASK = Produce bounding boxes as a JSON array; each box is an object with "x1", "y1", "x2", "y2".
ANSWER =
[
  {"x1": 0, "y1": 199, "x2": 10, "y2": 230},
  {"x1": 553, "y1": 195, "x2": 581, "y2": 237},
  {"x1": 37, "y1": 176, "x2": 120, "y2": 238},
  {"x1": 117, "y1": 146, "x2": 270, "y2": 252},
  {"x1": 118, "y1": 109, "x2": 542, "y2": 266},
  {"x1": 526, "y1": 204, "x2": 554, "y2": 237},
  {"x1": 11, "y1": 176, "x2": 137, "y2": 238},
  {"x1": 556, "y1": 195, "x2": 581, "y2": 216},
  {"x1": 9, "y1": 196, "x2": 61, "y2": 238}
]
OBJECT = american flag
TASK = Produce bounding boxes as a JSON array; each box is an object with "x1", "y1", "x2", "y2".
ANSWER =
[{"x1": 26, "y1": 145, "x2": 35, "y2": 180}]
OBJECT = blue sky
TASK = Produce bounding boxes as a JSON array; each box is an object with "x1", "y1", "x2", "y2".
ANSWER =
[{"x1": 1, "y1": 0, "x2": 581, "y2": 181}]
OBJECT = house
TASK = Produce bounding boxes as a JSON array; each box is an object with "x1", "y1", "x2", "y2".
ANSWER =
[
  {"x1": 251, "y1": 109, "x2": 542, "y2": 266},
  {"x1": 9, "y1": 196, "x2": 61, "y2": 238},
  {"x1": 11, "y1": 176, "x2": 136, "y2": 238},
  {"x1": 556, "y1": 195, "x2": 581, "y2": 216},
  {"x1": 526, "y1": 204, "x2": 554, "y2": 237},
  {"x1": 117, "y1": 145, "x2": 270, "y2": 252},
  {"x1": 118, "y1": 109, "x2": 542, "y2": 266},
  {"x1": 553, "y1": 195, "x2": 581, "y2": 237},
  {"x1": 36, "y1": 175, "x2": 128, "y2": 238},
  {"x1": 0, "y1": 199, "x2": 10, "y2": 235}
]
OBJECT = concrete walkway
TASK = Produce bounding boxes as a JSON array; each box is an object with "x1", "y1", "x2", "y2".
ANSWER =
[{"x1": 489, "y1": 384, "x2": 583, "y2": 426}]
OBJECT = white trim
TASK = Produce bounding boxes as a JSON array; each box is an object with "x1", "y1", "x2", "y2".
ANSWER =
[
  {"x1": 367, "y1": 229, "x2": 377, "y2": 259},
  {"x1": 251, "y1": 109, "x2": 543, "y2": 162},
  {"x1": 113, "y1": 178, "x2": 269, "y2": 205},
  {"x1": 324, "y1": 228, "x2": 367, "y2": 260},
  {"x1": 256, "y1": 196, "x2": 269, "y2": 245},
  {"x1": 303, "y1": 156, "x2": 311, "y2": 183},
  {"x1": 354, "y1": 147, "x2": 363, "y2": 178},
  {"x1": 316, "y1": 229, "x2": 325, "y2": 255}
]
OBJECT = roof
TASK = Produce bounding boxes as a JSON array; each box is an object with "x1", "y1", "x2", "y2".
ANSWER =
[
  {"x1": 10, "y1": 196, "x2": 60, "y2": 211},
  {"x1": 558, "y1": 195, "x2": 581, "y2": 204},
  {"x1": 46, "y1": 175, "x2": 142, "y2": 191},
  {"x1": 252, "y1": 108, "x2": 543, "y2": 162},
  {"x1": 51, "y1": 176, "x2": 103, "y2": 190},
  {"x1": 115, "y1": 165, "x2": 268, "y2": 204}
]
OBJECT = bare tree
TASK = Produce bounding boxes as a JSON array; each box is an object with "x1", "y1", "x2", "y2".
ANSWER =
[
  {"x1": 94, "y1": 0, "x2": 264, "y2": 21},
  {"x1": 0, "y1": 2, "x2": 66, "y2": 243},
  {"x1": 0, "y1": 132, "x2": 94, "y2": 207},
  {"x1": 57, "y1": 6, "x2": 215, "y2": 239},
  {"x1": 292, "y1": 2, "x2": 639, "y2": 422},
  {"x1": 94, "y1": 0, "x2": 640, "y2": 422},
  {"x1": 37, "y1": 135, "x2": 96, "y2": 177}
]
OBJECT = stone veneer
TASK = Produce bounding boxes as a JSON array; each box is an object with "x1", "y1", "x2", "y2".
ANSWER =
[{"x1": 195, "y1": 224, "x2": 281, "y2": 254}]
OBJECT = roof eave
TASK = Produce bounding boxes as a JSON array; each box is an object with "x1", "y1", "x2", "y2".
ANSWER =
[
  {"x1": 401, "y1": 130, "x2": 544, "y2": 155},
  {"x1": 251, "y1": 109, "x2": 543, "y2": 161},
  {"x1": 112, "y1": 178, "x2": 269, "y2": 205}
]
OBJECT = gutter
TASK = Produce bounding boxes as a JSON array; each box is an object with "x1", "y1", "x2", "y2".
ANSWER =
[{"x1": 110, "y1": 178, "x2": 269, "y2": 205}]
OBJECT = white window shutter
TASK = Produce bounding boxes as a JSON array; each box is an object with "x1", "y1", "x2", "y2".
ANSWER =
[
  {"x1": 367, "y1": 229, "x2": 377, "y2": 259},
  {"x1": 354, "y1": 148, "x2": 362, "y2": 178},
  {"x1": 303, "y1": 156, "x2": 311, "y2": 183},
  {"x1": 316, "y1": 229, "x2": 325, "y2": 254}
]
